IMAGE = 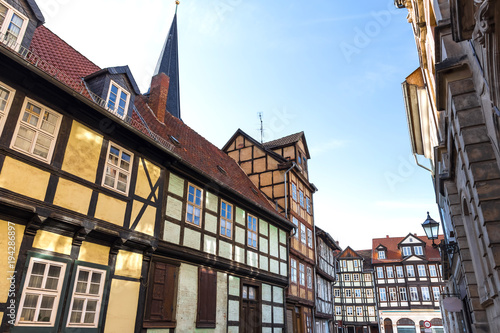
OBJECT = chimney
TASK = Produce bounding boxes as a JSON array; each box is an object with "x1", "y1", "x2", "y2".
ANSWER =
[{"x1": 148, "y1": 72, "x2": 170, "y2": 123}]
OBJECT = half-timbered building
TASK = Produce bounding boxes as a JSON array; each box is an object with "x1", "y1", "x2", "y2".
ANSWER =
[
  {"x1": 0, "y1": 1, "x2": 294, "y2": 332},
  {"x1": 333, "y1": 247, "x2": 378, "y2": 333},
  {"x1": 315, "y1": 227, "x2": 341, "y2": 333},
  {"x1": 223, "y1": 130, "x2": 316, "y2": 333},
  {"x1": 372, "y1": 234, "x2": 445, "y2": 333}
]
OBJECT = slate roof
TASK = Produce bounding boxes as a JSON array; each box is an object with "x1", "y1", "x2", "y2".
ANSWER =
[
  {"x1": 22, "y1": 25, "x2": 291, "y2": 229},
  {"x1": 154, "y1": 11, "x2": 181, "y2": 119},
  {"x1": 371, "y1": 234, "x2": 444, "y2": 264},
  {"x1": 357, "y1": 249, "x2": 373, "y2": 270}
]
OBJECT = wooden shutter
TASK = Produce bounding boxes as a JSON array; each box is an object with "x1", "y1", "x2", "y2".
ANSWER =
[
  {"x1": 144, "y1": 261, "x2": 179, "y2": 328},
  {"x1": 196, "y1": 267, "x2": 217, "y2": 328}
]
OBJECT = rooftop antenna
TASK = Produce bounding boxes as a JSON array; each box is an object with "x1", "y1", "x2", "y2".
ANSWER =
[{"x1": 258, "y1": 112, "x2": 264, "y2": 143}]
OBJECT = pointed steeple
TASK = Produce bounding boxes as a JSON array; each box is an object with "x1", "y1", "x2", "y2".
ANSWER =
[{"x1": 154, "y1": 2, "x2": 181, "y2": 119}]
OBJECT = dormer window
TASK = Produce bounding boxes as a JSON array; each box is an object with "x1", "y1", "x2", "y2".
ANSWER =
[
  {"x1": 378, "y1": 250, "x2": 386, "y2": 259},
  {"x1": 106, "y1": 81, "x2": 130, "y2": 119},
  {"x1": 414, "y1": 246, "x2": 423, "y2": 255},
  {"x1": 0, "y1": 1, "x2": 28, "y2": 50},
  {"x1": 402, "y1": 246, "x2": 411, "y2": 256}
]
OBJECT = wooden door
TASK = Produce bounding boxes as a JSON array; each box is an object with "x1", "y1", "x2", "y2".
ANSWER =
[{"x1": 241, "y1": 285, "x2": 260, "y2": 333}]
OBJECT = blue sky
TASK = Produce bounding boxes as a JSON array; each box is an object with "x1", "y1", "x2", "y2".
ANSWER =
[{"x1": 38, "y1": 0, "x2": 440, "y2": 249}]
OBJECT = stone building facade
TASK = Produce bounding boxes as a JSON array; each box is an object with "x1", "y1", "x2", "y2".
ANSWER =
[{"x1": 397, "y1": 0, "x2": 500, "y2": 332}]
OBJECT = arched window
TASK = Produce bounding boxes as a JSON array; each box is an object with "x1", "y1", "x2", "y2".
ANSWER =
[{"x1": 397, "y1": 318, "x2": 416, "y2": 333}]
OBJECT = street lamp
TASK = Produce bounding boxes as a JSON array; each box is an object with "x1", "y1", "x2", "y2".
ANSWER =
[
  {"x1": 421, "y1": 212, "x2": 459, "y2": 254},
  {"x1": 422, "y1": 212, "x2": 440, "y2": 247}
]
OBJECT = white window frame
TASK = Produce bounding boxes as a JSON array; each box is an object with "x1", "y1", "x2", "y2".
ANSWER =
[
  {"x1": 414, "y1": 246, "x2": 423, "y2": 255},
  {"x1": 299, "y1": 263, "x2": 305, "y2": 286},
  {"x1": 345, "y1": 289, "x2": 352, "y2": 297},
  {"x1": 377, "y1": 267, "x2": 384, "y2": 279},
  {"x1": 421, "y1": 287, "x2": 431, "y2": 301},
  {"x1": 105, "y1": 80, "x2": 130, "y2": 119},
  {"x1": 220, "y1": 200, "x2": 233, "y2": 239},
  {"x1": 334, "y1": 289, "x2": 340, "y2": 297},
  {"x1": 406, "y1": 265, "x2": 415, "y2": 277},
  {"x1": 299, "y1": 190, "x2": 304, "y2": 208},
  {"x1": 66, "y1": 266, "x2": 106, "y2": 328},
  {"x1": 354, "y1": 289, "x2": 361, "y2": 298},
  {"x1": 247, "y1": 214, "x2": 258, "y2": 248},
  {"x1": 307, "y1": 228, "x2": 313, "y2": 248},
  {"x1": 378, "y1": 250, "x2": 386, "y2": 259},
  {"x1": 389, "y1": 287, "x2": 397, "y2": 301},
  {"x1": 366, "y1": 289, "x2": 373, "y2": 297},
  {"x1": 335, "y1": 306, "x2": 341, "y2": 315},
  {"x1": 0, "y1": 0, "x2": 29, "y2": 51},
  {"x1": 290, "y1": 259, "x2": 297, "y2": 284},
  {"x1": 306, "y1": 266, "x2": 312, "y2": 289},
  {"x1": 10, "y1": 98, "x2": 62, "y2": 163},
  {"x1": 102, "y1": 142, "x2": 133, "y2": 195},
  {"x1": 291, "y1": 182, "x2": 297, "y2": 201},
  {"x1": 356, "y1": 307, "x2": 362, "y2": 316},
  {"x1": 418, "y1": 264, "x2": 427, "y2": 277},
  {"x1": 0, "y1": 81, "x2": 15, "y2": 134},
  {"x1": 344, "y1": 274, "x2": 350, "y2": 281},
  {"x1": 410, "y1": 287, "x2": 419, "y2": 301},
  {"x1": 346, "y1": 306, "x2": 353, "y2": 316},
  {"x1": 386, "y1": 266, "x2": 394, "y2": 278},
  {"x1": 402, "y1": 246, "x2": 411, "y2": 256},
  {"x1": 396, "y1": 266, "x2": 404, "y2": 278},
  {"x1": 379, "y1": 288, "x2": 387, "y2": 301},
  {"x1": 399, "y1": 287, "x2": 407, "y2": 301},
  {"x1": 300, "y1": 223, "x2": 306, "y2": 244},
  {"x1": 292, "y1": 217, "x2": 299, "y2": 239},
  {"x1": 368, "y1": 307, "x2": 375, "y2": 316},
  {"x1": 186, "y1": 183, "x2": 203, "y2": 227},
  {"x1": 353, "y1": 273, "x2": 360, "y2": 282},
  {"x1": 306, "y1": 196, "x2": 311, "y2": 214},
  {"x1": 429, "y1": 265, "x2": 437, "y2": 277},
  {"x1": 432, "y1": 286, "x2": 440, "y2": 300},
  {"x1": 364, "y1": 273, "x2": 372, "y2": 281},
  {"x1": 16, "y1": 257, "x2": 66, "y2": 326}
]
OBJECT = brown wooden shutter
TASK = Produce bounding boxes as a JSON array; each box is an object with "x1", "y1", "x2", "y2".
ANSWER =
[
  {"x1": 196, "y1": 267, "x2": 217, "y2": 328},
  {"x1": 144, "y1": 261, "x2": 179, "y2": 328}
]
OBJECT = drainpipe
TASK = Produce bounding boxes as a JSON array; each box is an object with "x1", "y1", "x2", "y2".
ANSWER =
[
  {"x1": 283, "y1": 162, "x2": 296, "y2": 220},
  {"x1": 413, "y1": 154, "x2": 433, "y2": 174}
]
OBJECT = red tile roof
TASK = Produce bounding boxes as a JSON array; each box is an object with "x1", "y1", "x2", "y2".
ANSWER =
[
  {"x1": 26, "y1": 25, "x2": 287, "y2": 226},
  {"x1": 262, "y1": 131, "x2": 304, "y2": 149},
  {"x1": 30, "y1": 26, "x2": 101, "y2": 81},
  {"x1": 372, "y1": 234, "x2": 444, "y2": 263}
]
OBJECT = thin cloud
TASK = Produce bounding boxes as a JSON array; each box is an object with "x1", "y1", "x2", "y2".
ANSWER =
[{"x1": 310, "y1": 139, "x2": 347, "y2": 156}]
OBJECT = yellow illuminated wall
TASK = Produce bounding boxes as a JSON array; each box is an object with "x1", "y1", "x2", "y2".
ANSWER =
[{"x1": 0, "y1": 157, "x2": 50, "y2": 201}]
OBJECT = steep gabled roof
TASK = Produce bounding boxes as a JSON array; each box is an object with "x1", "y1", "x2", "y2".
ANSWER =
[
  {"x1": 262, "y1": 131, "x2": 310, "y2": 158},
  {"x1": 316, "y1": 226, "x2": 341, "y2": 251},
  {"x1": 357, "y1": 249, "x2": 373, "y2": 270},
  {"x1": 372, "y1": 234, "x2": 443, "y2": 264},
  {"x1": 154, "y1": 10, "x2": 181, "y2": 119},
  {"x1": 29, "y1": 26, "x2": 101, "y2": 82},
  {"x1": 337, "y1": 246, "x2": 363, "y2": 259}
]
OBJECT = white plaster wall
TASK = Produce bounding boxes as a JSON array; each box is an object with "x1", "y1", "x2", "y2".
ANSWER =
[{"x1": 174, "y1": 263, "x2": 228, "y2": 333}]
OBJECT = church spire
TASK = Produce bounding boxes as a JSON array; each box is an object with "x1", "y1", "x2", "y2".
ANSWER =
[{"x1": 154, "y1": 1, "x2": 181, "y2": 119}]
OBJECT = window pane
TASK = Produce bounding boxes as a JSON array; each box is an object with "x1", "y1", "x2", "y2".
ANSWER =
[
  {"x1": 23, "y1": 103, "x2": 41, "y2": 126},
  {"x1": 104, "y1": 167, "x2": 116, "y2": 187},
  {"x1": 14, "y1": 125, "x2": 35, "y2": 152},
  {"x1": 108, "y1": 146, "x2": 120, "y2": 165},
  {"x1": 0, "y1": 4, "x2": 7, "y2": 27},
  {"x1": 120, "y1": 152, "x2": 131, "y2": 170},
  {"x1": 33, "y1": 133, "x2": 51, "y2": 159},
  {"x1": 28, "y1": 262, "x2": 45, "y2": 288},
  {"x1": 0, "y1": 86, "x2": 10, "y2": 112},
  {"x1": 40, "y1": 111, "x2": 58, "y2": 134}
]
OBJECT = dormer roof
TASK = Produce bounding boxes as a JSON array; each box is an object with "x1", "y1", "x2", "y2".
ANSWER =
[
  {"x1": 85, "y1": 66, "x2": 141, "y2": 95},
  {"x1": 398, "y1": 233, "x2": 426, "y2": 247},
  {"x1": 25, "y1": 0, "x2": 45, "y2": 23}
]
